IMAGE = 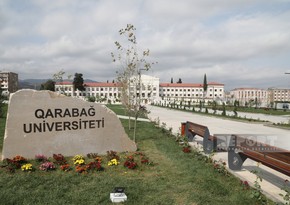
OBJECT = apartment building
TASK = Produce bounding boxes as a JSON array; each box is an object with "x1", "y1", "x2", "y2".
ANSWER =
[
  {"x1": 0, "y1": 71, "x2": 18, "y2": 95},
  {"x1": 229, "y1": 88, "x2": 268, "y2": 107}
]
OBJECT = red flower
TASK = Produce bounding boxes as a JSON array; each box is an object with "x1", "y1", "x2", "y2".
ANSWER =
[
  {"x1": 182, "y1": 147, "x2": 191, "y2": 153},
  {"x1": 60, "y1": 164, "x2": 71, "y2": 172}
]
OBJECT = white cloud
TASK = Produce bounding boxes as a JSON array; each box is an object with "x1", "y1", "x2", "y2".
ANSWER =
[{"x1": 0, "y1": 0, "x2": 290, "y2": 90}]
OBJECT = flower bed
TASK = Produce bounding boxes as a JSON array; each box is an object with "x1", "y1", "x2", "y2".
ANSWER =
[{"x1": 0, "y1": 151, "x2": 153, "y2": 174}]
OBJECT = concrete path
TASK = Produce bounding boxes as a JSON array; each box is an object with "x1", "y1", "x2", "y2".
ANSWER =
[{"x1": 147, "y1": 105, "x2": 290, "y2": 203}]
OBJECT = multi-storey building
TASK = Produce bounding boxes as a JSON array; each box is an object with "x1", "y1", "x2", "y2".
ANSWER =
[
  {"x1": 230, "y1": 88, "x2": 268, "y2": 107},
  {"x1": 55, "y1": 75, "x2": 225, "y2": 105},
  {"x1": 55, "y1": 75, "x2": 160, "y2": 104},
  {"x1": 55, "y1": 81, "x2": 121, "y2": 103},
  {"x1": 159, "y1": 82, "x2": 224, "y2": 104},
  {"x1": 0, "y1": 71, "x2": 18, "y2": 95},
  {"x1": 267, "y1": 88, "x2": 290, "y2": 109}
]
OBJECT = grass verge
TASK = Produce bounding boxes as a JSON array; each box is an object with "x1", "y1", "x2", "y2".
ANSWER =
[{"x1": 0, "y1": 104, "x2": 274, "y2": 205}]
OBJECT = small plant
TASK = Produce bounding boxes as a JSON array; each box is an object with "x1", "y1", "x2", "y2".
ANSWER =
[
  {"x1": 240, "y1": 180, "x2": 250, "y2": 190},
  {"x1": 182, "y1": 146, "x2": 191, "y2": 153},
  {"x1": 75, "y1": 165, "x2": 87, "y2": 174},
  {"x1": 108, "y1": 159, "x2": 119, "y2": 166},
  {"x1": 106, "y1": 150, "x2": 119, "y2": 161},
  {"x1": 73, "y1": 155, "x2": 85, "y2": 165},
  {"x1": 86, "y1": 162, "x2": 104, "y2": 172},
  {"x1": 124, "y1": 155, "x2": 137, "y2": 169},
  {"x1": 279, "y1": 179, "x2": 290, "y2": 204},
  {"x1": 35, "y1": 154, "x2": 48, "y2": 162},
  {"x1": 87, "y1": 153, "x2": 99, "y2": 159},
  {"x1": 1, "y1": 158, "x2": 21, "y2": 173},
  {"x1": 161, "y1": 122, "x2": 167, "y2": 133},
  {"x1": 39, "y1": 162, "x2": 56, "y2": 171},
  {"x1": 21, "y1": 163, "x2": 34, "y2": 172},
  {"x1": 94, "y1": 156, "x2": 102, "y2": 163},
  {"x1": 135, "y1": 152, "x2": 153, "y2": 165},
  {"x1": 60, "y1": 164, "x2": 71, "y2": 172},
  {"x1": 12, "y1": 155, "x2": 27, "y2": 164},
  {"x1": 213, "y1": 159, "x2": 229, "y2": 176},
  {"x1": 250, "y1": 163, "x2": 267, "y2": 204},
  {"x1": 53, "y1": 154, "x2": 67, "y2": 165}
]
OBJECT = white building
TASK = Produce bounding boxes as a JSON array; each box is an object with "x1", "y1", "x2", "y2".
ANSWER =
[
  {"x1": 55, "y1": 81, "x2": 121, "y2": 103},
  {"x1": 267, "y1": 88, "x2": 290, "y2": 109},
  {"x1": 55, "y1": 75, "x2": 160, "y2": 104},
  {"x1": 129, "y1": 75, "x2": 160, "y2": 104},
  {"x1": 159, "y1": 82, "x2": 225, "y2": 105},
  {"x1": 55, "y1": 75, "x2": 225, "y2": 105},
  {"x1": 230, "y1": 88, "x2": 268, "y2": 107}
]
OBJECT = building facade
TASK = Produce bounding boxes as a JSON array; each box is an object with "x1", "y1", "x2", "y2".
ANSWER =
[
  {"x1": 229, "y1": 88, "x2": 268, "y2": 107},
  {"x1": 55, "y1": 75, "x2": 160, "y2": 104},
  {"x1": 267, "y1": 88, "x2": 290, "y2": 109},
  {"x1": 0, "y1": 71, "x2": 18, "y2": 95},
  {"x1": 159, "y1": 82, "x2": 225, "y2": 105},
  {"x1": 55, "y1": 75, "x2": 225, "y2": 105}
]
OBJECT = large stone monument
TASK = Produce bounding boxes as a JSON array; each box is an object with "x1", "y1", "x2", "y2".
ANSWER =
[{"x1": 2, "y1": 89, "x2": 137, "y2": 159}]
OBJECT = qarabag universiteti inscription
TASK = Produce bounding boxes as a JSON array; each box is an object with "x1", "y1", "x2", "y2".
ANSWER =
[{"x1": 2, "y1": 89, "x2": 137, "y2": 159}]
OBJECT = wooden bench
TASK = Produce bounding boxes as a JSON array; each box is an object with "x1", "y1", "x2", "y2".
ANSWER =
[
  {"x1": 228, "y1": 135, "x2": 290, "y2": 176},
  {"x1": 182, "y1": 121, "x2": 217, "y2": 154}
]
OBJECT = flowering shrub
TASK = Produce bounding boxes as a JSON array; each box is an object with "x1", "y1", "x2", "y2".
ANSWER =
[
  {"x1": 73, "y1": 155, "x2": 85, "y2": 165},
  {"x1": 182, "y1": 146, "x2": 191, "y2": 153},
  {"x1": 87, "y1": 153, "x2": 99, "y2": 159},
  {"x1": 21, "y1": 164, "x2": 34, "y2": 172},
  {"x1": 75, "y1": 165, "x2": 87, "y2": 174},
  {"x1": 124, "y1": 156, "x2": 137, "y2": 169},
  {"x1": 107, "y1": 151, "x2": 119, "y2": 161},
  {"x1": 53, "y1": 154, "x2": 67, "y2": 165},
  {"x1": 240, "y1": 180, "x2": 250, "y2": 190},
  {"x1": 1, "y1": 158, "x2": 21, "y2": 173},
  {"x1": 35, "y1": 154, "x2": 48, "y2": 162},
  {"x1": 86, "y1": 162, "x2": 104, "y2": 171},
  {"x1": 39, "y1": 162, "x2": 56, "y2": 171},
  {"x1": 95, "y1": 157, "x2": 102, "y2": 163},
  {"x1": 213, "y1": 160, "x2": 229, "y2": 176},
  {"x1": 12, "y1": 155, "x2": 27, "y2": 164},
  {"x1": 135, "y1": 152, "x2": 153, "y2": 165},
  {"x1": 60, "y1": 164, "x2": 71, "y2": 172},
  {"x1": 108, "y1": 159, "x2": 119, "y2": 166}
]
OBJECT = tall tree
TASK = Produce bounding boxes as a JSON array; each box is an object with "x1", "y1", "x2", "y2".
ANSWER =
[
  {"x1": 177, "y1": 78, "x2": 182, "y2": 83},
  {"x1": 73, "y1": 73, "x2": 85, "y2": 91},
  {"x1": 111, "y1": 24, "x2": 156, "y2": 142},
  {"x1": 171, "y1": 77, "x2": 173, "y2": 83},
  {"x1": 203, "y1": 74, "x2": 208, "y2": 92},
  {"x1": 40, "y1": 80, "x2": 55, "y2": 91},
  {"x1": 202, "y1": 74, "x2": 208, "y2": 107}
]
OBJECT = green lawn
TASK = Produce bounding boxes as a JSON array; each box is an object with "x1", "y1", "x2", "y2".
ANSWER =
[{"x1": 0, "y1": 104, "x2": 273, "y2": 205}]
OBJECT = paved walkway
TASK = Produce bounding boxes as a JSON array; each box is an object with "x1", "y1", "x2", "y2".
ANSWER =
[{"x1": 147, "y1": 105, "x2": 290, "y2": 203}]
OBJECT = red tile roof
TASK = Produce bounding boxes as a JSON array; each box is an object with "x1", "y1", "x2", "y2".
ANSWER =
[
  {"x1": 159, "y1": 82, "x2": 224, "y2": 87},
  {"x1": 56, "y1": 81, "x2": 224, "y2": 87},
  {"x1": 56, "y1": 81, "x2": 121, "y2": 87}
]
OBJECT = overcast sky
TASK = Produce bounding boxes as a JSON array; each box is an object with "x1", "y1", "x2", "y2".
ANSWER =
[{"x1": 1, "y1": 0, "x2": 290, "y2": 90}]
